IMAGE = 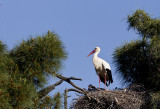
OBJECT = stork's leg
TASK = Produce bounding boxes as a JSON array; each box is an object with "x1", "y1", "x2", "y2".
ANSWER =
[
  {"x1": 105, "y1": 73, "x2": 106, "y2": 91},
  {"x1": 99, "y1": 74, "x2": 100, "y2": 88}
]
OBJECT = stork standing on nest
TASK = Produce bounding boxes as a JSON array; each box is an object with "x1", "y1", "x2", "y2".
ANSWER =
[{"x1": 87, "y1": 47, "x2": 113, "y2": 90}]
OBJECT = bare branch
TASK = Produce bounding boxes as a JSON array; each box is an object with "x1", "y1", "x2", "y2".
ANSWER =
[
  {"x1": 55, "y1": 73, "x2": 82, "y2": 81},
  {"x1": 37, "y1": 79, "x2": 63, "y2": 99},
  {"x1": 67, "y1": 88, "x2": 84, "y2": 94},
  {"x1": 64, "y1": 88, "x2": 85, "y2": 109},
  {"x1": 38, "y1": 72, "x2": 84, "y2": 100},
  {"x1": 55, "y1": 72, "x2": 93, "y2": 101},
  {"x1": 38, "y1": 72, "x2": 94, "y2": 109},
  {"x1": 64, "y1": 89, "x2": 68, "y2": 109},
  {"x1": 55, "y1": 73, "x2": 85, "y2": 92}
]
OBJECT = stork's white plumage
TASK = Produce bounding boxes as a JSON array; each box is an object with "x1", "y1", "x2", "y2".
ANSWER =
[{"x1": 87, "y1": 47, "x2": 113, "y2": 90}]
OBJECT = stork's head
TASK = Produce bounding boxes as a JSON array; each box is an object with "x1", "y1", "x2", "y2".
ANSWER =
[{"x1": 87, "y1": 47, "x2": 100, "y2": 57}]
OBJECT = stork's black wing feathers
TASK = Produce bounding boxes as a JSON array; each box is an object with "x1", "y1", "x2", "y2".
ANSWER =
[
  {"x1": 106, "y1": 69, "x2": 113, "y2": 85},
  {"x1": 99, "y1": 72, "x2": 112, "y2": 86},
  {"x1": 99, "y1": 75, "x2": 105, "y2": 84},
  {"x1": 101, "y1": 63, "x2": 113, "y2": 86}
]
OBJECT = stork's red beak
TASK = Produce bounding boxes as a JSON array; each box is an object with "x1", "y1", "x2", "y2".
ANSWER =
[{"x1": 87, "y1": 50, "x2": 95, "y2": 57}]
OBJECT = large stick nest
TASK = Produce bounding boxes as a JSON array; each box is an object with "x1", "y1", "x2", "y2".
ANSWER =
[{"x1": 71, "y1": 84, "x2": 151, "y2": 109}]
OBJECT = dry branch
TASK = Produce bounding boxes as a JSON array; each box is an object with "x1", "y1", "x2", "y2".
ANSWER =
[
  {"x1": 64, "y1": 89, "x2": 68, "y2": 109},
  {"x1": 37, "y1": 79, "x2": 63, "y2": 99},
  {"x1": 67, "y1": 88, "x2": 84, "y2": 94},
  {"x1": 64, "y1": 88, "x2": 86, "y2": 109},
  {"x1": 38, "y1": 72, "x2": 85, "y2": 101},
  {"x1": 38, "y1": 72, "x2": 99, "y2": 109},
  {"x1": 55, "y1": 73, "x2": 82, "y2": 81},
  {"x1": 55, "y1": 73, "x2": 87, "y2": 94}
]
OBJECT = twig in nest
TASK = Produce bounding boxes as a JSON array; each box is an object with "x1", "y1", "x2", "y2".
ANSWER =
[{"x1": 114, "y1": 97, "x2": 119, "y2": 104}]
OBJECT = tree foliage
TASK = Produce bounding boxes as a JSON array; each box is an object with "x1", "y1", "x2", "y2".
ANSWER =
[
  {"x1": 113, "y1": 40, "x2": 148, "y2": 84},
  {"x1": 10, "y1": 31, "x2": 67, "y2": 87},
  {"x1": 127, "y1": 10, "x2": 160, "y2": 38},
  {"x1": 35, "y1": 93, "x2": 62, "y2": 109},
  {"x1": 113, "y1": 10, "x2": 160, "y2": 108},
  {"x1": 113, "y1": 10, "x2": 160, "y2": 90},
  {"x1": 0, "y1": 31, "x2": 67, "y2": 108}
]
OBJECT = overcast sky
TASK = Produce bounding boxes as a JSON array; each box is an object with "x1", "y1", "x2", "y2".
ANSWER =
[{"x1": 0, "y1": 0, "x2": 160, "y2": 107}]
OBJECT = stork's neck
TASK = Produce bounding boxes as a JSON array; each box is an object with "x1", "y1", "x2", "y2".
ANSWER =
[
  {"x1": 92, "y1": 51, "x2": 100, "y2": 67},
  {"x1": 93, "y1": 51, "x2": 100, "y2": 59}
]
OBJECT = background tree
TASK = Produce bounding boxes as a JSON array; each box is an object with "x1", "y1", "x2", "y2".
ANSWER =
[
  {"x1": 113, "y1": 10, "x2": 160, "y2": 108},
  {"x1": 0, "y1": 31, "x2": 67, "y2": 108},
  {"x1": 127, "y1": 10, "x2": 160, "y2": 38},
  {"x1": 113, "y1": 9, "x2": 160, "y2": 89}
]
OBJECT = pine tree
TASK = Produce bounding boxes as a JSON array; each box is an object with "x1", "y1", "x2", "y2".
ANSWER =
[
  {"x1": 127, "y1": 10, "x2": 160, "y2": 38},
  {"x1": 0, "y1": 41, "x2": 12, "y2": 108},
  {"x1": 113, "y1": 10, "x2": 160, "y2": 108},
  {"x1": 0, "y1": 31, "x2": 67, "y2": 108},
  {"x1": 113, "y1": 10, "x2": 160, "y2": 89}
]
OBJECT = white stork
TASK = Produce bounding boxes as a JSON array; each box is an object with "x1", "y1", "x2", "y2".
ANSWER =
[{"x1": 87, "y1": 47, "x2": 113, "y2": 90}]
